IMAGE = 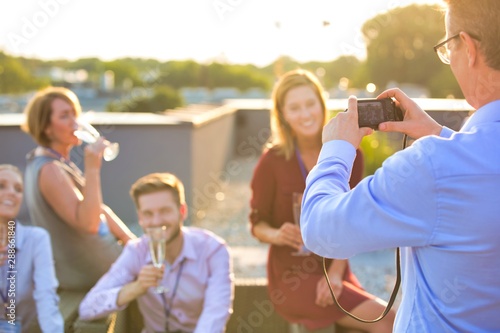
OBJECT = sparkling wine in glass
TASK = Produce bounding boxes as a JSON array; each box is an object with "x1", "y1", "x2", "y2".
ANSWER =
[
  {"x1": 292, "y1": 192, "x2": 311, "y2": 256},
  {"x1": 74, "y1": 118, "x2": 120, "y2": 161},
  {"x1": 145, "y1": 226, "x2": 168, "y2": 294}
]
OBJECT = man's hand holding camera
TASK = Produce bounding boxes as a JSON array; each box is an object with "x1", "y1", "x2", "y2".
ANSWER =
[
  {"x1": 323, "y1": 89, "x2": 444, "y2": 148},
  {"x1": 322, "y1": 96, "x2": 373, "y2": 148},
  {"x1": 378, "y1": 88, "x2": 443, "y2": 139}
]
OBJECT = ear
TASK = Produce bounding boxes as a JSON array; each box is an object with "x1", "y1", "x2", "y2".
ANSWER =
[
  {"x1": 179, "y1": 203, "x2": 188, "y2": 221},
  {"x1": 461, "y1": 31, "x2": 478, "y2": 67}
]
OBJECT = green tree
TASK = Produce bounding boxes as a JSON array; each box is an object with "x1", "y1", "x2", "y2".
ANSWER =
[
  {"x1": 157, "y1": 60, "x2": 203, "y2": 89},
  {"x1": 362, "y1": 4, "x2": 457, "y2": 96},
  {"x1": 104, "y1": 59, "x2": 143, "y2": 88},
  {"x1": 0, "y1": 52, "x2": 47, "y2": 93},
  {"x1": 107, "y1": 85, "x2": 183, "y2": 113},
  {"x1": 156, "y1": 61, "x2": 271, "y2": 91}
]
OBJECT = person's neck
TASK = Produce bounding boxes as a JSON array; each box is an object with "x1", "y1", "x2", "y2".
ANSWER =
[
  {"x1": 468, "y1": 69, "x2": 500, "y2": 109},
  {"x1": 46, "y1": 143, "x2": 72, "y2": 160},
  {"x1": 295, "y1": 136, "x2": 322, "y2": 155},
  {"x1": 165, "y1": 232, "x2": 184, "y2": 265}
]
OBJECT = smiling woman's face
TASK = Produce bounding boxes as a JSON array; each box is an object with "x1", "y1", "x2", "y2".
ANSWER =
[{"x1": 0, "y1": 168, "x2": 23, "y2": 223}]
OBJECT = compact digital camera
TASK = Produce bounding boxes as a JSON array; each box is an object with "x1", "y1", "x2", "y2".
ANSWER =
[{"x1": 356, "y1": 98, "x2": 404, "y2": 129}]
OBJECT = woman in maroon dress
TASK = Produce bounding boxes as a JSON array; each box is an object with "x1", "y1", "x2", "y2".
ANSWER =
[{"x1": 249, "y1": 69, "x2": 395, "y2": 332}]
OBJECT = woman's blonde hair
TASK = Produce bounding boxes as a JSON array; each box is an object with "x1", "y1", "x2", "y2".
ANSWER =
[
  {"x1": 268, "y1": 69, "x2": 328, "y2": 160},
  {"x1": 21, "y1": 86, "x2": 82, "y2": 146},
  {"x1": 0, "y1": 164, "x2": 22, "y2": 179}
]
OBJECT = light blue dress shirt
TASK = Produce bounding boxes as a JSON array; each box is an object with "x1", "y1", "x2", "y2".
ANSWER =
[
  {"x1": 1, "y1": 222, "x2": 63, "y2": 333},
  {"x1": 302, "y1": 100, "x2": 500, "y2": 332}
]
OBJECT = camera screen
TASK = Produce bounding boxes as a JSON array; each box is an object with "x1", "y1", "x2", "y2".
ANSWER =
[{"x1": 358, "y1": 101, "x2": 386, "y2": 125}]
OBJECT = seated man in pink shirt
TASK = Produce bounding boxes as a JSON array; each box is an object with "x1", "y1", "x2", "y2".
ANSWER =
[{"x1": 79, "y1": 172, "x2": 234, "y2": 333}]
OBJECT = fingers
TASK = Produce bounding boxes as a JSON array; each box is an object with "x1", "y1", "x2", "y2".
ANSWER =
[
  {"x1": 323, "y1": 95, "x2": 372, "y2": 147},
  {"x1": 86, "y1": 137, "x2": 107, "y2": 154},
  {"x1": 315, "y1": 280, "x2": 334, "y2": 307},
  {"x1": 346, "y1": 95, "x2": 358, "y2": 117},
  {"x1": 277, "y1": 223, "x2": 303, "y2": 250},
  {"x1": 83, "y1": 137, "x2": 107, "y2": 168},
  {"x1": 377, "y1": 88, "x2": 407, "y2": 101},
  {"x1": 378, "y1": 120, "x2": 408, "y2": 134},
  {"x1": 315, "y1": 278, "x2": 344, "y2": 307},
  {"x1": 137, "y1": 265, "x2": 164, "y2": 291}
]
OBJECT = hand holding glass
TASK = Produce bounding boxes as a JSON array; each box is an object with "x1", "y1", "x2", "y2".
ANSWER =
[
  {"x1": 145, "y1": 226, "x2": 168, "y2": 293},
  {"x1": 74, "y1": 118, "x2": 119, "y2": 161},
  {"x1": 292, "y1": 192, "x2": 311, "y2": 256}
]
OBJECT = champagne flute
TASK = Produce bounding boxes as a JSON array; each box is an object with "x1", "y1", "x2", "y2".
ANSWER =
[
  {"x1": 145, "y1": 226, "x2": 168, "y2": 294},
  {"x1": 74, "y1": 118, "x2": 120, "y2": 161},
  {"x1": 291, "y1": 192, "x2": 311, "y2": 256}
]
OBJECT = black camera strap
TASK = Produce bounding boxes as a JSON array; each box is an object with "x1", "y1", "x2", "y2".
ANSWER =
[
  {"x1": 322, "y1": 248, "x2": 400, "y2": 323},
  {"x1": 322, "y1": 134, "x2": 409, "y2": 322}
]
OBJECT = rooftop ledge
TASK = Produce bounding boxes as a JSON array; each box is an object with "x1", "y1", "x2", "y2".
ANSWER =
[{"x1": 0, "y1": 98, "x2": 474, "y2": 127}]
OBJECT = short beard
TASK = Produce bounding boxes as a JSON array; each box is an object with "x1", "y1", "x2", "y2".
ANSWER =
[{"x1": 165, "y1": 224, "x2": 181, "y2": 245}]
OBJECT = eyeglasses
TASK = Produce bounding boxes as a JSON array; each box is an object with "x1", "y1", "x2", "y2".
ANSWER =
[
  {"x1": 433, "y1": 33, "x2": 460, "y2": 64},
  {"x1": 433, "y1": 32, "x2": 481, "y2": 64}
]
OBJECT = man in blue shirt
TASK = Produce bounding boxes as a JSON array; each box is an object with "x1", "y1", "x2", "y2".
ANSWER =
[{"x1": 301, "y1": 1, "x2": 500, "y2": 332}]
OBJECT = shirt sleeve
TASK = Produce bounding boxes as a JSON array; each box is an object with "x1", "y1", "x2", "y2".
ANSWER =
[
  {"x1": 78, "y1": 242, "x2": 140, "y2": 320},
  {"x1": 32, "y1": 229, "x2": 64, "y2": 333},
  {"x1": 301, "y1": 138, "x2": 438, "y2": 258},
  {"x1": 440, "y1": 126, "x2": 455, "y2": 138},
  {"x1": 194, "y1": 243, "x2": 234, "y2": 333}
]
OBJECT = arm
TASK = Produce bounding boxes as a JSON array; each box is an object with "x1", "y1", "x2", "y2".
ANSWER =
[
  {"x1": 302, "y1": 139, "x2": 438, "y2": 258},
  {"x1": 101, "y1": 205, "x2": 137, "y2": 244},
  {"x1": 79, "y1": 241, "x2": 143, "y2": 320},
  {"x1": 249, "y1": 152, "x2": 303, "y2": 251},
  {"x1": 315, "y1": 259, "x2": 348, "y2": 307},
  {"x1": 32, "y1": 229, "x2": 64, "y2": 333},
  {"x1": 39, "y1": 143, "x2": 108, "y2": 234},
  {"x1": 194, "y1": 243, "x2": 234, "y2": 333},
  {"x1": 116, "y1": 265, "x2": 163, "y2": 306}
]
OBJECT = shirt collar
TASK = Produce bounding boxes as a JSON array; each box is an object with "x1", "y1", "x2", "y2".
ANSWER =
[
  {"x1": 461, "y1": 100, "x2": 500, "y2": 132},
  {"x1": 178, "y1": 227, "x2": 198, "y2": 263}
]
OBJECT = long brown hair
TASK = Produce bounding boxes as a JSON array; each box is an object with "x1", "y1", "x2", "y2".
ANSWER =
[{"x1": 268, "y1": 69, "x2": 328, "y2": 160}]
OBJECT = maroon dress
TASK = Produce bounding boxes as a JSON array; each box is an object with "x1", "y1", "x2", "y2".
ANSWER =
[{"x1": 249, "y1": 147, "x2": 374, "y2": 330}]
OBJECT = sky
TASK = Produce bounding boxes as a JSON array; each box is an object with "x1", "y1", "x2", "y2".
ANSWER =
[{"x1": 0, "y1": 0, "x2": 443, "y2": 67}]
